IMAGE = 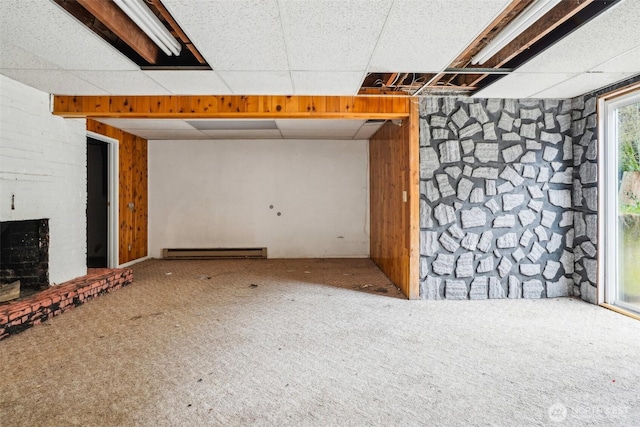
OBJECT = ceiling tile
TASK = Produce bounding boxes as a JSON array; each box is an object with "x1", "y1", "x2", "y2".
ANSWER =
[
  {"x1": 591, "y1": 46, "x2": 640, "y2": 73},
  {"x1": 217, "y1": 71, "x2": 293, "y2": 95},
  {"x1": 517, "y1": 0, "x2": 640, "y2": 73},
  {"x1": 276, "y1": 119, "x2": 365, "y2": 132},
  {"x1": 354, "y1": 122, "x2": 385, "y2": 139},
  {"x1": 369, "y1": 0, "x2": 511, "y2": 72},
  {"x1": 280, "y1": 0, "x2": 392, "y2": 71},
  {"x1": 472, "y1": 72, "x2": 578, "y2": 99},
  {"x1": 0, "y1": 42, "x2": 60, "y2": 70},
  {"x1": 71, "y1": 71, "x2": 171, "y2": 95},
  {"x1": 0, "y1": 0, "x2": 137, "y2": 71},
  {"x1": 163, "y1": 0, "x2": 288, "y2": 71},
  {"x1": 278, "y1": 129, "x2": 359, "y2": 139},
  {"x1": 0, "y1": 69, "x2": 107, "y2": 95},
  {"x1": 95, "y1": 119, "x2": 197, "y2": 131},
  {"x1": 198, "y1": 129, "x2": 284, "y2": 139},
  {"x1": 129, "y1": 129, "x2": 210, "y2": 140},
  {"x1": 188, "y1": 120, "x2": 278, "y2": 130},
  {"x1": 532, "y1": 72, "x2": 637, "y2": 99},
  {"x1": 143, "y1": 70, "x2": 232, "y2": 95},
  {"x1": 291, "y1": 71, "x2": 364, "y2": 95}
]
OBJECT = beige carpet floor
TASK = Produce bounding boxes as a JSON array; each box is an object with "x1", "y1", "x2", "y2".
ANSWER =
[{"x1": 1, "y1": 258, "x2": 639, "y2": 427}]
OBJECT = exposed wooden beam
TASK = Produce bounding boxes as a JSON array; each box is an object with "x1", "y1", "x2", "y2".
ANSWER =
[
  {"x1": 52, "y1": 95, "x2": 412, "y2": 119},
  {"x1": 385, "y1": 73, "x2": 399, "y2": 87},
  {"x1": 76, "y1": 0, "x2": 160, "y2": 64},
  {"x1": 426, "y1": 0, "x2": 536, "y2": 88},
  {"x1": 452, "y1": 0, "x2": 536, "y2": 68},
  {"x1": 149, "y1": 0, "x2": 207, "y2": 65},
  {"x1": 460, "y1": 0, "x2": 594, "y2": 88}
]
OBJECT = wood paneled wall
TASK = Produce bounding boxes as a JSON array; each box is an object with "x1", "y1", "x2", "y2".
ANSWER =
[
  {"x1": 87, "y1": 119, "x2": 148, "y2": 264},
  {"x1": 369, "y1": 101, "x2": 419, "y2": 299}
]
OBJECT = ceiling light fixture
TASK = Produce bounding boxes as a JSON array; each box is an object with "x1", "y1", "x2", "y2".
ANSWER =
[
  {"x1": 113, "y1": 0, "x2": 182, "y2": 56},
  {"x1": 471, "y1": 0, "x2": 561, "y2": 65}
]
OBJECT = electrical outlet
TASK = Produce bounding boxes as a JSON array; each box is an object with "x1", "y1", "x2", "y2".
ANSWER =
[{"x1": 402, "y1": 191, "x2": 407, "y2": 203}]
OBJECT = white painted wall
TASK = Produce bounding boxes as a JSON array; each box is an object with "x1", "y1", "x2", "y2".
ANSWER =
[
  {"x1": 0, "y1": 75, "x2": 87, "y2": 284},
  {"x1": 148, "y1": 139, "x2": 369, "y2": 258}
]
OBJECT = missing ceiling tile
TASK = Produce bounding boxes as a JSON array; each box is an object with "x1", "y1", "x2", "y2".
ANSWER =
[{"x1": 53, "y1": 0, "x2": 209, "y2": 69}]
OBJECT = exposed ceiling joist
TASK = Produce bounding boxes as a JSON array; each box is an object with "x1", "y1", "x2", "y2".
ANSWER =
[
  {"x1": 459, "y1": 0, "x2": 595, "y2": 89},
  {"x1": 149, "y1": 0, "x2": 206, "y2": 65},
  {"x1": 76, "y1": 0, "x2": 160, "y2": 64}
]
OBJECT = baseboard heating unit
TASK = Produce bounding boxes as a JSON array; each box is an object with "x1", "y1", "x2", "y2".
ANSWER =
[{"x1": 162, "y1": 248, "x2": 267, "y2": 259}]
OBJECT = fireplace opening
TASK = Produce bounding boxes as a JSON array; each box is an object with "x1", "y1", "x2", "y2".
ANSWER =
[{"x1": 1, "y1": 219, "x2": 49, "y2": 299}]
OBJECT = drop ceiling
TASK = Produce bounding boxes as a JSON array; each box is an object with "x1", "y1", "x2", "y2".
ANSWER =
[
  {"x1": 94, "y1": 118, "x2": 385, "y2": 141},
  {"x1": 1, "y1": 0, "x2": 639, "y2": 137}
]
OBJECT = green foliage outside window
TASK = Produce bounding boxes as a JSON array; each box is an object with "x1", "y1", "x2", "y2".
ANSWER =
[{"x1": 619, "y1": 102, "x2": 640, "y2": 172}]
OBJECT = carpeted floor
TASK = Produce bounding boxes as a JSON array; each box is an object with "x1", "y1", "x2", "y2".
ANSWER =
[{"x1": 1, "y1": 258, "x2": 639, "y2": 427}]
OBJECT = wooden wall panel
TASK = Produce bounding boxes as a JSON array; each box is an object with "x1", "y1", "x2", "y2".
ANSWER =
[
  {"x1": 369, "y1": 100, "x2": 420, "y2": 299},
  {"x1": 87, "y1": 119, "x2": 148, "y2": 264}
]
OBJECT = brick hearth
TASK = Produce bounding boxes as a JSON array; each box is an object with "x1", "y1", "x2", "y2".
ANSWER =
[{"x1": 0, "y1": 268, "x2": 133, "y2": 340}]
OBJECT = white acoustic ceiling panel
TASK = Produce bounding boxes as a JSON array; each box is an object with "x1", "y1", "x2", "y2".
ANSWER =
[
  {"x1": 96, "y1": 119, "x2": 197, "y2": 131},
  {"x1": 198, "y1": 129, "x2": 284, "y2": 139},
  {"x1": 369, "y1": 0, "x2": 511, "y2": 72},
  {"x1": 279, "y1": 0, "x2": 392, "y2": 71},
  {"x1": 473, "y1": 72, "x2": 577, "y2": 99},
  {"x1": 144, "y1": 71, "x2": 232, "y2": 95},
  {"x1": 354, "y1": 121, "x2": 386, "y2": 139},
  {"x1": 278, "y1": 129, "x2": 359, "y2": 139},
  {"x1": 0, "y1": 42, "x2": 59, "y2": 70},
  {"x1": 291, "y1": 71, "x2": 364, "y2": 95},
  {"x1": 517, "y1": 0, "x2": 640, "y2": 73},
  {"x1": 276, "y1": 119, "x2": 367, "y2": 139},
  {"x1": 0, "y1": 0, "x2": 137, "y2": 71},
  {"x1": 218, "y1": 71, "x2": 293, "y2": 95},
  {"x1": 163, "y1": 0, "x2": 288, "y2": 71},
  {"x1": 533, "y1": 72, "x2": 637, "y2": 99},
  {"x1": 70, "y1": 71, "x2": 171, "y2": 95},
  {"x1": 275, "y1": 119, "x2": 365, "y2": 132},
  {"x1": 592, "y1": 46, "x2": 640, "y2": 73},
  {"x1": 126, "y1": 129, "x2": 209, "y2": 140},
  {"x1": 0, "y1": 69, "x2": 107, "y2": 95}
]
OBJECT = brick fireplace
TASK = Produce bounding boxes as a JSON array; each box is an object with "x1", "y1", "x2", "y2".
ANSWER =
[{"x1": 1, "y1": 219, "x2": 49, "y2": 291}]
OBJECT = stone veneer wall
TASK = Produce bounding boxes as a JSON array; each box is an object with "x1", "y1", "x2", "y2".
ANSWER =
[
  {"x1": 570, "y1": 75, "x2": 640, "y2": 304},
  {"x1": 419, "y1": 97, "x2": 575, "y2": 300},
  {"x1": 570, "y1": 95, "x2": 598, "y2": 303}
]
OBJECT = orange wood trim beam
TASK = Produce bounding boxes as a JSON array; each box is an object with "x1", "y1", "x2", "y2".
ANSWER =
[
  {"x1": 407, "y1": 98, "x2": 420, "y2": 300},
  {"x1": 76, "y1": 0, "x2": 160, "y2": 64},
  {"x1": 53, "y1": 95, "x2": 411, "y2": 119}
]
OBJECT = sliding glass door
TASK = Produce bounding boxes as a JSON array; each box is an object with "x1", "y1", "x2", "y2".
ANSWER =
[{"x1": 602, "y1": 89, "x2": 640, "y2": 313}]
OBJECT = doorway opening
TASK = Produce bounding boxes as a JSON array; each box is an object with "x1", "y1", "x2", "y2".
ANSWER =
[
  {"x1": 86, "y1": 132, "x2": 119, "y2": 268},
  {"x1": 601, "y1": 86, "x2": 640, "y2": 316}
]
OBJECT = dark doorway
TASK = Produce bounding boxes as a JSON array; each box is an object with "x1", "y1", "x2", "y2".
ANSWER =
[{"x1": 87, "y1": 137, "x2": 109, "y2": 268}]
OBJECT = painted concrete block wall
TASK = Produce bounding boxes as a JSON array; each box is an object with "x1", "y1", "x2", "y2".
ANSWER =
[
  {"x1": 0, "y1": 75, "x2": 87, "y2": 284},
  {"x1": 419, "y1": 97, "x2": 575, "y2": 300},
  {"x1": 148, "y1": 139, "x2": 369, "y2": 259}
]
